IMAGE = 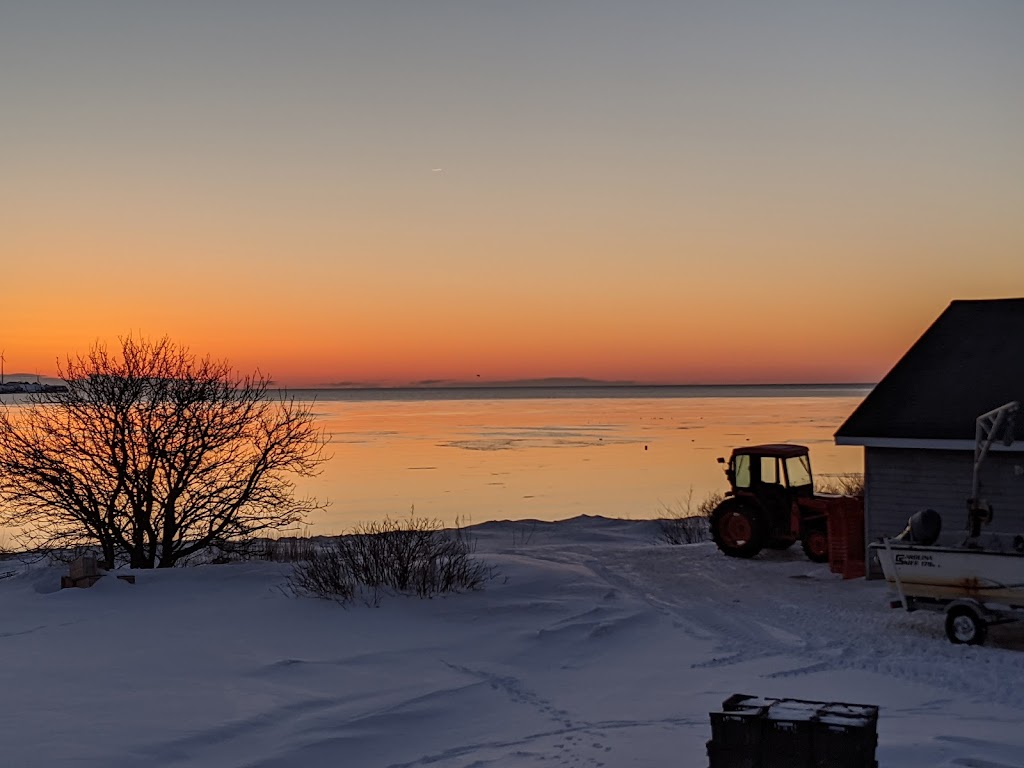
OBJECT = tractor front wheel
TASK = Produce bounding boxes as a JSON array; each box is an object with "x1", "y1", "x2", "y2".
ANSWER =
[
  {"x1": 710, "y1": 502, "x2": 765, "y2": 559},
  {"x1": 801, "y1": 527, "x2": 830, "y2": 563}
]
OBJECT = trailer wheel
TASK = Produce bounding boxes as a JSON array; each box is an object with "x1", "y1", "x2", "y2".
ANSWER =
[{"x1": 945, "y1": 606, "x2": 987, "y2": 645}]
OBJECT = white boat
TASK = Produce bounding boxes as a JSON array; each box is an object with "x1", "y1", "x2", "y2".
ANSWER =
[{"x1": 871, "y1": 541, "x2": 1024, "y2": 607}]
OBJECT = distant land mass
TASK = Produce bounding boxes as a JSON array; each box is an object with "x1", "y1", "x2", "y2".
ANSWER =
[
  {"x1": 317, "y1": 378, "x2": 874, "y2": 390},
  {"x1": 324, "y1": 377, "x2": 639, "y2": 389},
  {"x1": 0, "y1": 375, "x2": 67, "y2": 394},
  {"x1": 1, "y1": 373, "x2": 64, "y2": 387}
]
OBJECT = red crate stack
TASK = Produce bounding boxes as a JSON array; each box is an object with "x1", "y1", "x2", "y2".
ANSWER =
[{"x1": 826, "y1": 499, "x2": 866, "y2": 579}]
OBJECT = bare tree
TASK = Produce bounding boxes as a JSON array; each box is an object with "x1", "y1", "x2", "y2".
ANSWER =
[{"x1": 0, "y1": 337, "x2": 327, "y2": 568}]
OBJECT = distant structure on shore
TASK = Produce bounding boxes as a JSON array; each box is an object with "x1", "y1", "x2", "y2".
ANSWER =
[
  {"x1": 0, "y1": 352, "x2": 67, "y2": 394},
  {"x1": 0, "y1": 381, "x2": 68, "y2": 394}
]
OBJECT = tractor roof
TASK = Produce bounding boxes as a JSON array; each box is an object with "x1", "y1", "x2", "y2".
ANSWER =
[{"x1": 732, "y1": 443, "x2": 808, "y2": 458}]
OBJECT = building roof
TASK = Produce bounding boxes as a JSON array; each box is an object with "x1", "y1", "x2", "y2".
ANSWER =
[{"x1": 835, "y1": 298, "x2": 1024, "y2": 446}]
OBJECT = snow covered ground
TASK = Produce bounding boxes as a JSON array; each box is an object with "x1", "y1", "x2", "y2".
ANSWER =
[{"x1": 2, "y1": 516, "x2": 1023, "y2": 767}]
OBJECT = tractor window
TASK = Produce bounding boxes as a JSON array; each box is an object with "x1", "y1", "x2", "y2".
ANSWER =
[
  {"x1": 786, "y1": 455, "x2": 812, "y2": 488},
  {"x1": 733, "y1": 454, "x2": 751, "y2": 488},
  {"x1": 760, "y1": 456, "x2": 778, "y2": 484}
]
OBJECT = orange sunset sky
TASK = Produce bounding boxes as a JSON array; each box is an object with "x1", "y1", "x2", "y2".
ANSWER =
[{"x1": 3, "y1": 2, "x2": 1023, "y2": 387}]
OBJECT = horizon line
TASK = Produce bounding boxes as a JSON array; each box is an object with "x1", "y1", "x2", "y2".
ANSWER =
[
  {"x1": 6, "y1": 371, "x2": 877, "y2": 391},
  {"x1": 284, "y1": 379, "x2": 877, "y2": 391}
]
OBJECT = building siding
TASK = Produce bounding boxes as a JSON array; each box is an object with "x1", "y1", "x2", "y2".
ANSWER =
[{"x1": 863, "y1": 447, "x2": 1024, "y2": 577}]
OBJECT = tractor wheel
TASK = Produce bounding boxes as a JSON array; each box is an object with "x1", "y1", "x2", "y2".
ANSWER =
[
  {"x1": 766, "y1": 538, "x2": 796, "y2": 551},
  {"x1": 801, "y1": 527, "x2": 830, "y2": 563},
  {"x1": 710, "y1": 502, "x2": 765, "y2": 559},
  {"x1": 945, "y1": 606, "x2": 987, "y2": 645}
]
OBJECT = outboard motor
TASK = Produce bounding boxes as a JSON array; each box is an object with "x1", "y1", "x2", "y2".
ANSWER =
[{"x1": 895, "y1": 509, "x2": 942, "y2": 545}]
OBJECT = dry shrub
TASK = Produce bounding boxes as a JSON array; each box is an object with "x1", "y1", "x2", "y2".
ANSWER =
[
  {"x1": 290, "y1": 516, "x2": 493, "y2": 603},
  {"x1": 816, "y1": 473, "x2": 864, "y2": 498},
  {"x1": 657, "y1": 488, "x2": 724, "y2": 545},
  {"x1": 288, "y1": 543, "x2": 355, "y2": 602},
  {"x1": 257, "y1": 535, "x2": 318, "y2": 563}
]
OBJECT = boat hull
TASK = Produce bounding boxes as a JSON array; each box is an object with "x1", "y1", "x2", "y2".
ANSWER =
[{"x1": 870, "y1": 542, "x2": 1024, "y2": 607}]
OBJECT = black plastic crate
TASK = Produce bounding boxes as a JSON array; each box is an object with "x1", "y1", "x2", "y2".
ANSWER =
[
  {"x1": 706, "y1": 741, "x2": 760, "y2": 768},
  {"x1": 710, "y1": 697, "x2": 770, "y2": 749},
  {"x1": 811, "y1": 704, "x2": 879, "y2": 768},
  {"x1": 761, "y1": 713, "x2": 815, "y2": 768}
]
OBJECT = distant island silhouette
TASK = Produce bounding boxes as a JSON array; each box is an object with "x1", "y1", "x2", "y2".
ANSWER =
[
  {"x1": 316, "y1": 379, "x2": 873, "y2": 391},
  {"x1": 0, "y1": 381, "x2": 68, "y2": 394},
  {"x1": 0, "y1": 369, "x2": 67, "y2": 394},
  {"x1": 324, "y1": 377, "x2": 640, "y2": 389}
]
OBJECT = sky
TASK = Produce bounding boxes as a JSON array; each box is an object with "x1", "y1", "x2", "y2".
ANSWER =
[{"x1": 3, "y1": 1, "x2": 1023, "y2": 387}]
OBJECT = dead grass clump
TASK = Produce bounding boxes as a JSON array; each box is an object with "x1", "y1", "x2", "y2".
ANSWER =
[
  {"x1": 258, "y1": 535, "x2": 318, "y2": 563},
  {"x1": 657, "y1": 488, "x2": 724, "y2": 545},
  {"x1": 816, "y1": 473, "x2": 864, "y2": 498}
]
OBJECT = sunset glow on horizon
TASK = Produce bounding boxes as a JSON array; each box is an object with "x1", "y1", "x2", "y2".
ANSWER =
[{"x1": 4, "y1": 2, "x2": 1023, "y2": 388}]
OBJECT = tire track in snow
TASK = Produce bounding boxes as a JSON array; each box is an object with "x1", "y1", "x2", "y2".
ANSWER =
[{"x1": 546, "y1": 544, "x2": 1024, "y2": 710}]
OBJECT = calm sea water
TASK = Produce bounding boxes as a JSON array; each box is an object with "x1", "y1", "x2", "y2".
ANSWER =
[
  {"x1": 288, "y1": 385, "x2": 871, "y2": 534},
  {"x1": 0, "y1": 385, "x2": 871, "y2": 536}
]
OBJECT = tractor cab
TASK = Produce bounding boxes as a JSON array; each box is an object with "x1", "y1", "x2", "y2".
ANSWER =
[{"x1": 718, "y1": 444, "x2": 815, "y2": 502}]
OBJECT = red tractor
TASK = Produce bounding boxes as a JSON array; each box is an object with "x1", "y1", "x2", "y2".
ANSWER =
[{"x1": 710, "y1": 444, "x2": 861, "y2": 563}]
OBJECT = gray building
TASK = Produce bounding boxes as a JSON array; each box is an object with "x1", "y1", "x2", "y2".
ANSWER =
[{"x1": 835, "y1": 298, "x2": 1024, "y2": 576}]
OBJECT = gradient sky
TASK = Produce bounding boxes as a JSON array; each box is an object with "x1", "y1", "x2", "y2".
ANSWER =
[{"x1": 3, "y1": 1, "x2": 1023, "y2": 386}]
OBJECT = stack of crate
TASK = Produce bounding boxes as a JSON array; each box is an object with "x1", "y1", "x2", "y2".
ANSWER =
[
  {"x1": 826, "y1": 497, "x2": 867, "y2": 579},
  {"x1": 707, "y1": 694, "x2": 878, "y2": 768},
  {"x1": 60, "y1": 555, "x2": 103, "y2": 589}
]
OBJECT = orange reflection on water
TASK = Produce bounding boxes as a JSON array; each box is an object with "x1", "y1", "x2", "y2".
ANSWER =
[{"x1": 295, "y1": 393, "x2": 867, "y2": 534}]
